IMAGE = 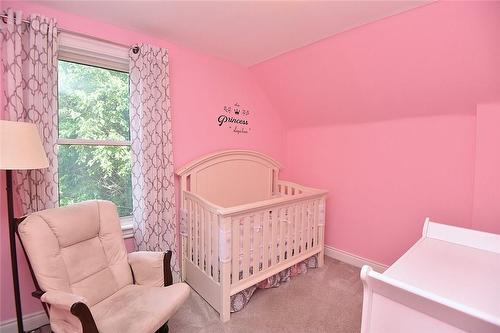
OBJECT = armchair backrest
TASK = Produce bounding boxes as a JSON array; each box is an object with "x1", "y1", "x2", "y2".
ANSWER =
[{"x1": 18, "y1": 200, "x2": 133, "y2": 306}]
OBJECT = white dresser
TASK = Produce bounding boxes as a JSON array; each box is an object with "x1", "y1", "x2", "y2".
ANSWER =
[{"x1": 360, "y1": 219, "x2": 500, "y2": 333}]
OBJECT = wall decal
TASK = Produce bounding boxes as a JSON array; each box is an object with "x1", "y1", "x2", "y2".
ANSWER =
[{"x1": 218, "y1": 102, "x2": 251, "y2": 134}]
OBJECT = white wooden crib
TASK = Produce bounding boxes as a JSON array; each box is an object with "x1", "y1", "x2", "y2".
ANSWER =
[{"x1": 176, "y1": 150, "x2": 327, "y2": 321}]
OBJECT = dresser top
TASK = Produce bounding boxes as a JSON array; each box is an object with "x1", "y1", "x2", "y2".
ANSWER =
[{"x1": 384, "y1": 237, "x2": 500, "y2": 318}]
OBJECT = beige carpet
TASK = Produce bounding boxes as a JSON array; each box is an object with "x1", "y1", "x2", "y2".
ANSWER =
[{"x1": 169, "y1": 257, "x2": 363, "y2": 333}]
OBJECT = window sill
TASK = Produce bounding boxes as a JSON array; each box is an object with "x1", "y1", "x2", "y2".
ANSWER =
[{"x1": 120, "y1": 216, "x2": 134, "y2": 239}]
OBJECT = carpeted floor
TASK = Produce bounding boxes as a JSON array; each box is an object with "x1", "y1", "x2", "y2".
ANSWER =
[{"x1": 169, "y1": 257, "x2": 363, "y2": 333}]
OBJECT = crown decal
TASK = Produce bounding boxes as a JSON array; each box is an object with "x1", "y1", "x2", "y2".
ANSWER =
[{"x1": 224, "y1": 102, "x2": 249, "y2": 116}]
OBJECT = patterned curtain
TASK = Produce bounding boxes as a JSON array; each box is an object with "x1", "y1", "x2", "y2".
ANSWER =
[
  {"x1": 1, "y1": 9, "x2": 59, "y2": 214},
  {"x1": 129, "y1": 44, "x2": 179, "y2": 281}
]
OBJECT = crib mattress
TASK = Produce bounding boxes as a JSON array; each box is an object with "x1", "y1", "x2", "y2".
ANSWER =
[{"x1": 384, "y1": 237, "x2": 500, "y2": 318}]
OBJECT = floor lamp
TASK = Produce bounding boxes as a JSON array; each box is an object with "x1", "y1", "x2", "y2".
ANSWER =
[{"x1": 0, "y1": 120, "x2": 49, "y2": 333}]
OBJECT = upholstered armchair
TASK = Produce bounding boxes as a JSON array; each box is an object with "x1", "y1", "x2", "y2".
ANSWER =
[{"x1": 17, "y1": 200, "x2": 190, "y2": 333}]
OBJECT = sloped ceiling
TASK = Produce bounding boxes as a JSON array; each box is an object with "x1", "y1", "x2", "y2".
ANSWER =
[
  {"x1": 251, "y1": 1, "x2": 500, "y2": 126},
  {"x1": 30, "y1": 0, "x2": 429, "y2": 66}
]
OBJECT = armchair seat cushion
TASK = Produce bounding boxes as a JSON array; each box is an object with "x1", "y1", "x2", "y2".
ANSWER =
[{"x1": 91, "y1": 283, "x2": 190, "y2": 333}]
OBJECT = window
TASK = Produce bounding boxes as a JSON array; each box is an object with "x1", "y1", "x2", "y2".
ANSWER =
[{"x1": 57, "y1": 35, "x2": 132, "y2": 219}]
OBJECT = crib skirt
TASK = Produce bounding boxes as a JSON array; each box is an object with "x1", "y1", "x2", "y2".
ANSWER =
[{"x1": 230, "y1": 255, "x2": 318, "y2": 312}]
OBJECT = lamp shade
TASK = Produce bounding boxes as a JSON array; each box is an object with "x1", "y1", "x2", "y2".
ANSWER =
[{"x1": 0, "y1": 120, "x2": 49, "y2": 170}]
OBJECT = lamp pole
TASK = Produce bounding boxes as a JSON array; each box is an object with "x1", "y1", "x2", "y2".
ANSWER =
[
  {"x1": 1, "y1": 120, "x2": 49, "y2": 333},
  {"x1": 6, "y1": 169, "x2": 24, "y2": 333}
]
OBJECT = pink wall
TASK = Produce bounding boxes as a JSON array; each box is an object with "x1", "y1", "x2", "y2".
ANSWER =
[
  {"x1": 472, "y1": 104, "x2": 500, "y2": 234},
  {"x1": 3, "y1": 0, "x2": 500, "y2": 326},
  {"x1": 252, "y1": 1, "x2": 500, "y2": 265},
  {"x1": 284, "y1": 116, "x2": 475, "y2": 264},
  {"x1": 0, "y1": 1, "x2": 285, "y2": 323}
]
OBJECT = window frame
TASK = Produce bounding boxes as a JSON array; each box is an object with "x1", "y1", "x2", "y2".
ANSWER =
[{"x1": 58, "y1": 32, "x2": 133, "y2": 237}]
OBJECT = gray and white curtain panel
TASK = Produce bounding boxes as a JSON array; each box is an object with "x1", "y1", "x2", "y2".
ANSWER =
[
  {"x1": 129, "y1": 44, "x2": 179, "y2": 281},
  {"x1": 1, "y1": 9, "x2": 59, "y2": 215},
  {"x1": 2, "y1": 12, "x2": 179, "y2": 278}
]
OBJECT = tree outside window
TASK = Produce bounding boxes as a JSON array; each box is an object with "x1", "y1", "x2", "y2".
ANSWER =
[{"x1": 58, "y1": 60, "x2": 132, "y2": 217}]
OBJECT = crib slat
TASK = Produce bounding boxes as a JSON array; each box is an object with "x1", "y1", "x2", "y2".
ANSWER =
[
  {"x1": 250, "y1": 214, "x2": 260, "y2": 275},
  {"x1": 306, "y1": 201, "x2": 312, "y2": 251},
  {"x1": 294, "y1": 204, "x2": 299, "y2": 257},
  {"x1": 252, "y1": 215, "x2": 260, "y2": 275},
  {"x1": 232, "y1": 218, "x2": 241, "y2": 284},
  {"x1": 308, "y1": 201, "x2": 314, "y2": 249},
  {"x1": 271, "y1": 209, "x2": 279, "y2": 265},
  {"x1": 306, "y1": 202, "x2": 311, "y2": 251},
  {"x1": 263, "y1": 211, "x2": 270, "y2": 269},
  {"x1": 198, "y1": 204, "x2": 202, "y2": 267},
  {"x1": 312, "y1": 200, "x2": 318, "y2": 249},
  {"x1": 200, "y1": 208, "x2": 205, "y2": 271},
  {"x1": 210, "y1": 214, "x2": 219, "y2": 279},
  {"x1": 304, "y1": 201, "x2": 311, "y2": 250},
  {"x1": 192, "y1": 202, "x2": 197, "y2": 264},
  {"x1": 213, "y1": 215, "x2": 219, "y2": 281},
  {"x1": 301, "y1": 203, "x2": 307, "y2": 253},
  {"x1": 205, "y1": 210, "x2": 210, "y2": 272},
  {"x1": 206, "y1": 212, "x2": 212, "y2": 276},
  {"x1": 193, "y1": 201, "x2": 196, "y2": 262},
  {"x1": 243, "y1": 217, "x2": 251, "y2": 279},
  {"x1": 279, "y1": 208, "x2": 286, "y2": 262},
  {"x1": 287, "y1": 206, "x2": 292, "y2": 260},
  {"x1": 187, "y1": 199, "x2": 192, "y2": 262},
  {"x1": 194, "y1": 203, "x2": 200, "y2": 266},
  {"x1": 206, "y1": 211, "x2": 211, "y2": 275},
  {"x1": 288, "y1": 205, "x2": 293, "y2": 258},
  {"x1": 294, "y1": 204, "x2": 299, "y2": 254},
  {"x1": 191, "y1": 200, "x2": 195, "y2": 262}
]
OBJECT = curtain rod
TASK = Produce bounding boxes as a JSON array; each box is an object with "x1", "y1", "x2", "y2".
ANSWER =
[{"x1": 0, "y1": 13, "x2": 131, "y2": 49}]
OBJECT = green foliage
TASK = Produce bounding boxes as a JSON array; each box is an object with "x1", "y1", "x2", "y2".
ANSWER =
[{"x1": 58, "y1": 61, "x2": 132, "y2": 216}]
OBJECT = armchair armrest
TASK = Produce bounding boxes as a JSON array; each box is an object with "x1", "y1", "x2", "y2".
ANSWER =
[
  {"x1": 41, "y1": 291, "x2": 99, "y2": 333},
  {"x1": 128, "y1": 250, "x2": 173, "y2": 287},
  {"x1": 41, "y1": 290, "x2": 87, "y2": 311}
]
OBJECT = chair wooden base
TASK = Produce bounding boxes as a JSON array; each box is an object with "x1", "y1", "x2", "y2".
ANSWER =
[{"x1": 155, "y1": 322, "x2": 169, "y2": 333}]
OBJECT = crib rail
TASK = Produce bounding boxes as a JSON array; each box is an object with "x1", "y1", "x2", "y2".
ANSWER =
[
  {"x1": 228, "y1": 195, "x2": 326, "y2": 294},
  {"x1": 182, "y1": 183, "x2": 326, "y2": 282},
  {"x1": 183, "y1": 192, "x2": 222, "y2": 283},
  {"x1": 276, "y1": 180, "x2": 307, "y2": 196},
  {"x1": 181, "y1": 181, "x2": 326, "y2": 320},
  {"x1": 219, "y1": 182, "x2": 327, "y2": 217}
]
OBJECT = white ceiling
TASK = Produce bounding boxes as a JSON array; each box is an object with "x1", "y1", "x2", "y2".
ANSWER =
[{"x1": 34, "y1": 1, "x2": 430, "y2": 67}]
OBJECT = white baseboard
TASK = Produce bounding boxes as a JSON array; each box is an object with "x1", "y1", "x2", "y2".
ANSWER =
[
  {"x1": 0, "y1": 311, "x2": 48, "y2": 333},
  {"x1": 324, "y1": 245, "x2": 388, "y2": 273}
]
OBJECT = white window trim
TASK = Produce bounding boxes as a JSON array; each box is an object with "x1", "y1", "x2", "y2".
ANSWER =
[
  {"x1": 121, "y1": 216, "x2": 134, "y2": 239},
  {"x1": 58, "y1": 138, "x2": 131, "y2": 146},
  {"x1": 59, "y1": 32, "x2": 129, "y2": 72},
  {"x1": 58, "y1": 32, "x2": 133, "y2": 237}
]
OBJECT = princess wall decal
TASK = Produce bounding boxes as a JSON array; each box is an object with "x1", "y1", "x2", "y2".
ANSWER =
[{"x1": 218, "y1": 102, "x2": 251, "y2": 134}]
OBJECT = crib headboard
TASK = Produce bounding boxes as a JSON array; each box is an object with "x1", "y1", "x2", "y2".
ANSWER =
[{"x1": 176, "y1": 150, "x2": 281, "y2": 207}]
